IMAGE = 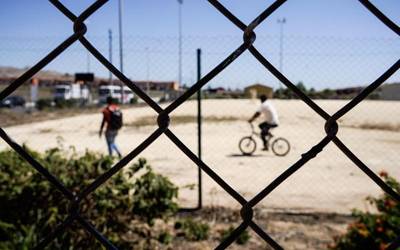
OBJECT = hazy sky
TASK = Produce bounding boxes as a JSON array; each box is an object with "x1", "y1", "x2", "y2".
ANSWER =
[{"x1": 0, "y1": 0, "x2": 399, "y2": 89}]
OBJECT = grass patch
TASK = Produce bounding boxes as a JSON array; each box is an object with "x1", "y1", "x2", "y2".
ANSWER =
[
  {"x1": 345, "y1": 122, "x2": 400, "y2": 132},
  {"x1": 39, "y1": 128, "x2": 54, "y2": 133},
  {"x1": 127, "y1": 115, "x2": 239, "y2": 127},
  {"x1": 0, "y1": 106, "x2": 101, "y2": 128}
]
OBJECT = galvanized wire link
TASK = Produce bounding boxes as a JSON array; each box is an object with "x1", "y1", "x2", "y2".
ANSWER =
[{"x1": 0, "y1": 0, "x2": 399, "y2": 249}]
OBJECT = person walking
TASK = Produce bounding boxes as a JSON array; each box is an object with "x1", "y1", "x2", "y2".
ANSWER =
[
  {"x1": 248, "y1": 94, "x2": 279, "y2": 150},
  {"x1": 99, "y1": 96, "x2": 123, "y2": 158}
]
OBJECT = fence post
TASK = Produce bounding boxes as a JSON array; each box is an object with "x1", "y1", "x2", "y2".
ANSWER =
[{"x1": 197, "y1": 48, "x2": 203, "y2": 210}]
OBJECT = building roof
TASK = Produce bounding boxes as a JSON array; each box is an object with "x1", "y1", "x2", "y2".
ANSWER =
[{"x1": 244, "y1": 83, "x2": 273, "y2": 90}]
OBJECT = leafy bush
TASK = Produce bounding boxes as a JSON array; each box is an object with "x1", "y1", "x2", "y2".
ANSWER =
[
  {"x1": 0, "y1": 147, "x2": 179, "y2": 249},
  {"x1": 330, "y1": 171, "x2": 400, "y2": 250},
  {"x1": 54, "y1": 99, "x2": 79, "y2": 109},
  {"x1": 130, "y1": 96, "x2": 138, "y2": 104},
  {"x1": 174, "y1": 218, "x2": 209, "y2": 241},
  {"x1": 35, "y1": 98, "x2": 53, "y2": 110},
  {"x1": 220, "y1": 226, "x2": 251, "y2": 245},
  {"x1": 157, "y1": 231, "x2": 173, "y2": 245},
  {"x1": 132, "y1": 158, "x2": 179, "y2": 226}
]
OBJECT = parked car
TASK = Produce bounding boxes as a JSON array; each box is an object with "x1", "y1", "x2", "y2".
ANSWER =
[
  {"x1": 98, "y1": 85, "x2": 134, "y2": 104},
  {"x1": 0, "y1": 95, "x2": 26, "y2": 108}
]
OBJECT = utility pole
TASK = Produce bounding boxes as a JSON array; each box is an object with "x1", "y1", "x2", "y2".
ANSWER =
[
  {"x1": 118, "y1": 0, "x2": 125, "y2": 103},
  {"x1": 196, "y1": 48, "x2": 202, "y2": 210},
  {"x1": 146, "y1": 47, "x2": 150, "y2": 94},
  {"x1": 277, "y1": 18, "x2": 286, "y2": 89},
  {"x1": 108, "y1": 29, "x2": 113, "y2": 84},
  {"x1": 85, "y1": 21, "x2": 91, "y2": 73},
  {"x1": 86, "y1": 51, "x2": 91, "y2": 73},
  {"x1": 177, "y1": 0, "x2": 183, "y2": 87}
]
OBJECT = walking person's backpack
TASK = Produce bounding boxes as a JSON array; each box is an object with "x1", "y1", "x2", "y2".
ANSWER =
[{"x1": 108, "y1": 108, "x2": 123, "y2": 130}]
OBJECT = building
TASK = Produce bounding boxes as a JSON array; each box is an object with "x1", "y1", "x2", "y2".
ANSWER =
[
  {"x1": 133, "y1": 81, "x2": 179, "y2": 91},
  {"x1": 244, "y1": 83, "x2": 273, "y2": 99},
  {"x1": 380, "y1": 83, "x2": 400, "y2": 100},
  {"x1": 108, "y1": 80, "x2": 179, "y2": 92}
]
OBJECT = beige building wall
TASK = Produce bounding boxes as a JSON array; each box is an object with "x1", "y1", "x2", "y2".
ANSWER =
[
  {"x1": 244, "y1": 84, "x2": 273, "y2": 99},
  {"x1": 380, "y1": 83, "x2": 400, "y2": 100}
]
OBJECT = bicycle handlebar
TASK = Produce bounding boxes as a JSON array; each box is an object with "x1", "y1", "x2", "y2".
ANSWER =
[{"x1": 248, "y1": 122, "x2": 256, "y2": 134}]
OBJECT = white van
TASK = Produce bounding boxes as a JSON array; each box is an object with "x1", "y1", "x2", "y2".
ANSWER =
[
  {"x1": 98, "y1": 85, "x2": 134, "y2": 104},
  {"x1": 54, "y1": 83, "x2": 89, "y2": 101}
]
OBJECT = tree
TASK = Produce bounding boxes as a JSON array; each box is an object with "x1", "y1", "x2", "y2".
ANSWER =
[{"x1": 295, "y1": 81, "x2": 307, "y2": 94}]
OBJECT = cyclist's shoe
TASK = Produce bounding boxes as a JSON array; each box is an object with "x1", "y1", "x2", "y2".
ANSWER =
[{"x1": 262, "y1": 146, "x2": 269, "y2": 151}]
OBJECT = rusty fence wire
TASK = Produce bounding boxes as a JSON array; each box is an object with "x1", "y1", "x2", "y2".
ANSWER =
[{"x1": 0, "y1": 0, "x2": 399, "y2": 249}]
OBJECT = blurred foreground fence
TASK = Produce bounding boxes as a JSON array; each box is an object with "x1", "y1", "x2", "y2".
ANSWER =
[{"x1": 0, "y1": 0, "x2": 399, "y2": 249}]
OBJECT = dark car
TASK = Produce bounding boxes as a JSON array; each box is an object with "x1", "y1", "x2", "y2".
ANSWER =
[{"x1": 0, "y1": 96, "x2": 26, "y2": 108}]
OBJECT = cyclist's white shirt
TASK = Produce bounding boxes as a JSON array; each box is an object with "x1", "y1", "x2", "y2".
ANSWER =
[{"x1": 257, "y1": 100, "x2": 279, "y2": 125}]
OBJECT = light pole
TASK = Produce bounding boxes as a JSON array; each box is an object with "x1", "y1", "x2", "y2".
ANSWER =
[
  {"x1": 108, "y1": 29, "x2": 113, "y2": 84},
  {"x1": 277, "y1": 17, "x2": 286, "y2": 89},
  {"x1": 145, "y1": 47, "x2": 150, "y2": 94},
  {"x1": 118, "y1": 0, "x2": 125, "y2": 103},
  {"x1": 177, "y1": 0, "x2": 183, "y2": 87},
  {"x1": 86, "y1": 50, "x2": 91, "y2": 73},
  {"x1": 85, "y1": 21, "x2": 91, "y2": 73}
]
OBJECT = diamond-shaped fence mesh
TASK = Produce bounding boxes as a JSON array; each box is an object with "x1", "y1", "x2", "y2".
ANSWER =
[{"x1": 0, "y1": 0, "x2": 399, "y2": 249}]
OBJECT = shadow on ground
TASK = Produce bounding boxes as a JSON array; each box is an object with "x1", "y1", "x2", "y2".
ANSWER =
[{"x1": 227, "y1": 153, "x2": 272, "y2": 158}]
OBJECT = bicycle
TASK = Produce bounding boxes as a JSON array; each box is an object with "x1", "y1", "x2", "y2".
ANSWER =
[{"x1": 238, "y1": 123, "x2": 290, "y2": 156}]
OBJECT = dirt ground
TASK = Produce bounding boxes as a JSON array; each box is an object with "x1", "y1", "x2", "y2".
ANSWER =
[
  {"x1": 2, "y1": 99, "x2": 400, "y2": 215},
  {"x1": 0, "y1": 106, "x2": 98, "y2": 127},
  {"x1": 171, "y1": 207, "x2": 352, "y2": 250}
]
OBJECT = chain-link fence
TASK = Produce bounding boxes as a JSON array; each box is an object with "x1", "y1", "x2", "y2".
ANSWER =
[
  {"x1": 1, "y1": 28, "x2": 399, "y2": 213},
  {"x1": 0, "y1": 0, "x2": 399, "y2": 249}
]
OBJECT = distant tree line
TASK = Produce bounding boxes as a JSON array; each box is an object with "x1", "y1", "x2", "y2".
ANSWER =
[
  {"x1": 274, "y1": 82, "x2": 336, "y2": 99},
  {"x1": 273, "y1": 82, "x2": 379, "y2": 100}
]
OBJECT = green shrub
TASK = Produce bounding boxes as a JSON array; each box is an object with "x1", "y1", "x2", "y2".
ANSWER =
[
  {"x1": 130, "y1": 96, "x2": 138, "y2": 104},
  {"x1": 132, "y1": 158, "x2": 179, "y2": 226},
  {"x1": 54, "y1": 99, "x2": 79, "y2": 109},
  {"x1": 174, "y1": 218, "x2": 209, "y2": 241},
  {"x1": 220, "y1": 226, "x2": 251, "y2": 245},
  {"x1": 330, "y1": 171, "x2": 400, "y2": 250},
  {"x1": 0, "y1": 148, "x2": 179, "y2": 249},
  {"x1": 157, "y1": 231, "x2": 173, "y2": 245},
  {"x1": 35, "y1": 98, "x2": 53, "y2": 110}
]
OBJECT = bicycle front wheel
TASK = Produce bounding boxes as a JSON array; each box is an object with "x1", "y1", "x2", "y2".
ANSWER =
[
  {"x1": 271, "y1": 137, "x2": 290, "y2": 156},
  {"x1": 239, "y1": 136, "x2": 257, "y2": 155}
]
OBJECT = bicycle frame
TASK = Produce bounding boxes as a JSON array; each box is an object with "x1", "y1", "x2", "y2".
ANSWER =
[{"x1": 248, "y1": 122, "x2": 273, "y2": 141}]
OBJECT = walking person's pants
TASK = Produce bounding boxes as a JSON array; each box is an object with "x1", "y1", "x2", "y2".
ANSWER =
[{"x1": 105, "y1": 129, "x2": 122, "y2": 157}]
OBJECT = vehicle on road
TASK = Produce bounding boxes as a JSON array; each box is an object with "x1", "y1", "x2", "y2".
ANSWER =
[
  {"x1": 54, "y1": 83, "x2": 90, "y2": 101},
  {"x1": 0, "y1": 95, "x2": 26, "y2": 108},
  {"x1": 98, "y1": 85, "x2": 134, "y2": 104}
]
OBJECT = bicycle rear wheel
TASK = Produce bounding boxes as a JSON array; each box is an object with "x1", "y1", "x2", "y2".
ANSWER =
[
  {"x1": 239, "y1": 136, "x2": 257, "y2": 155},
  {"x1": 271, "y1": 137, "x2": 290, "y2": 156}
]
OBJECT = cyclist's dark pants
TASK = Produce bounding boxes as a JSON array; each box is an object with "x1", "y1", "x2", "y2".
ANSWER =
[{"x1": 259, "y1": 122, "x2": 278, "y2": 148}]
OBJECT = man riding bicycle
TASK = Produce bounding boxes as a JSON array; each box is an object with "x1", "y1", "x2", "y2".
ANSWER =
[{"x1": 248, "y1": 94, "x2": 279, "y2": 151}]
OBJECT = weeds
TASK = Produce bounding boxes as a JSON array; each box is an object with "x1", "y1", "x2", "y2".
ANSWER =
[
  {"x1": 330, "y1": 171, "x2": 400, "y2": 249},
  {"x1": 175, "y1": 218, "x2": 210, "y2": 241},
  {"x1": 344, "y1": 122, "x2": 400, "y2": 132},
  {"x1": 220, "y1": 226, "x2": 251, "y2": 245},
  {"x1": 127, "y1": 115, "x2": 239, "y2": 127}
]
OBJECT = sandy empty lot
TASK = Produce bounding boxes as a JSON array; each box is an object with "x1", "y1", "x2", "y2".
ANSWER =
[{"x1": 2, "y1": 99, "x2": 400, "y2": 214}]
